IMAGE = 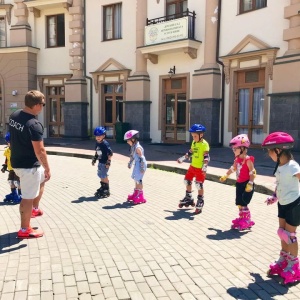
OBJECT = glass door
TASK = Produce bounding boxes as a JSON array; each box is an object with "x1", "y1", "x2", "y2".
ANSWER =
[
  {"x1": 163, "y1": 78, "x2": 187, "y2": 143},
  {"x1": 48, "y1": 86, "x2": 65, "y2": 137},
  {"x1": 236, "y1": 69, "x2": 265, "y2": 145},
  {"x1": 103, "y1": 83, "x2": 123, "y2": 138}
]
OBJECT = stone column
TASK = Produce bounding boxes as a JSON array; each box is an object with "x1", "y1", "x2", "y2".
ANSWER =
[
  {"x1": 64, "y1": 0, "x2": 88, "y2": 138},
  {"x1": 125, "y1": 0, "x2": 151, "y2": 141},
  {"x1": 283, "y1": 0, "x2": 300, "y2": 55},
  {"x1": 191, "y1": 0, "x2": 221, "y2": 146},
  {"x1": 270, "y1": 0, "x2": 300, "y2": 150},
  {"x1": 10, "y1": 0, "x2": 31, "y2": 46}
]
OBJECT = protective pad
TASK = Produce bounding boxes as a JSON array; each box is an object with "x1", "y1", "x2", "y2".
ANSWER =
[
  {"x1": 195, "y1": 181, "x2": 203, "y2": 190},
  {"x1": 184, "y1": 179, "x2": 192, "y2": 186},
  {"x1": 277, "y1": 228, "x2": 297, "y2": 244}
]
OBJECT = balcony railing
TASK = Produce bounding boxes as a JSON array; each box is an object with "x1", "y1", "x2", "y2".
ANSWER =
[{"x1": 146, "y1": 9, "x2": 196, "y2": 40}]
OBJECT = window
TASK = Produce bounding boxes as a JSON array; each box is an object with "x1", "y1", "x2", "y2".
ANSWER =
[
  {"x1": 46, "y1": 14, "x2": 65, "y2": 47},
  {"x1": 103, "y1": 3, "x2": 122, "y2": 41},
  {"x1": 166, "y1": 0, "x2": 188, "y2": 17},
  {"x1": 240, "y1": 0, "x2": 267, "y2": 14},
  {"x1": 0, "y1": 16, "x2": 6, "y2": 47}
]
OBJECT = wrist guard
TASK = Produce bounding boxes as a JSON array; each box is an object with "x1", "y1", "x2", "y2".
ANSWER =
[{"x1": 1, "y1": 164, "x2": 7, "y2": 173}]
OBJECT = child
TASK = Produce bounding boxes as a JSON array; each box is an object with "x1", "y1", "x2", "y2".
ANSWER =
[
  {"x1": 262, "y1": 132, "x2": 300, "y2": 284},
  {"x1": 1, "y1": 132, "x2": 22, "y2": 204},
  {"x1": 177, "y1": 124, "x2": 210, "y2": 214},
  {"x1": 124, "y1": 130, "x2": 147, "y2": 204},
  {"x1": 219, "y1": 134, "x2": 255, "y2": 230},
  {"x1": 91, "y1": 127, "x2": 113, "y2": 198}
]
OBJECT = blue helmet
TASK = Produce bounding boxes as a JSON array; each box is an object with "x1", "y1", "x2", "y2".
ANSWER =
[
  {"x1": 189, "y1": 124, "x2": 206, "y2": 133},
  {"x1": 94, "y1": 126, "x2": 106, "y2": 136},
  {"x1": 5, "y1": 132, "x2": 10, "y2": 143}
]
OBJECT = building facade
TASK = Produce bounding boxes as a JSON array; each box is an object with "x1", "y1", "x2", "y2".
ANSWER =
[{"x1": 0, "y1": 0, "x2": 299, "y2": 149}]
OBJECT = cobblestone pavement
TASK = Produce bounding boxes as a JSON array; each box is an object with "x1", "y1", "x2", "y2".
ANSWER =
[{"x1": 1, "y1": 152, "x2": 300, "y2": 300}]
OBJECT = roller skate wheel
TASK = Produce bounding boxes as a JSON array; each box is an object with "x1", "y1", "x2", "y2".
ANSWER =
[
  {"x1": 191, "y1": 203, "x2": 195, "y2": 207},
  {"x1": 178, "y1": 204, "x2": 183, "y2": 208},
  {"x1": 184, "y1": 204, "x2": 189, "y2": 207}
]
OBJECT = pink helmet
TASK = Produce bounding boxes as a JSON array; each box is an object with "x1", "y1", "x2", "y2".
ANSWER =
[
  {"x1": 261, "y1": 132, "x2": 294, "y2": 149},
  {"x1": 124, "y1": 130, "x2": 139, "y2": 141},
  {"x1": 229, "y1": 134, "x2": 250, "y2": 148}
]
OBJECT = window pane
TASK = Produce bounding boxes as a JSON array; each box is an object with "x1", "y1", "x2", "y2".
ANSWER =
[
  {"x1": 238, "y1": 89, "x2": 249, "y2": 126},
  {"x1": 252, "y1": 88, "x2": 264, "y2": 125},
  {"x1": 0, "y1": 17, "x2": 6, "y2": 47},
  {"x1": 105, "y1": 97, "x2": 113, "y2": 123},
  {"x1": 57, "y1": 14, "x2": 65, "y2": 47},
  {"x1": 104, "y1": 85, "x2": 113, "y2": 93},
  {"x1": 60, "y1": 98, "x2": 65, "y2": 123},
  {"x1": 256, "y1": 0, "x2": 266, "y2": 9},
  {"x1": 177, "y1": 94, "x2": 186, "y2": 125},
  {"x1": 114, "y1": 4, "x2": 122, "y2": 39},
  {"x1": 116, "y1": 96, "x2": 123, "y2": 122},
  {"x1": 242, "y1": 0, "x2": 253, "y2": 12},
  {"x1": 50, "y1": 98, "x2": 57, "y2": 122},
  {"x1": 48, "y1": 16, "x2": 56, "y2": 47},
  {"x1": 167, "y1": 4, "x2": 176, "y2": 16},
  {"x1": 104, "y1": 6, "x2": 113, "y2": 40},
  {"x1": 171, "y1": 79, "x2": 182, "y2": 89},
  {"x1": 166, "y1": 94, "x2": 175, "y2": 124}
]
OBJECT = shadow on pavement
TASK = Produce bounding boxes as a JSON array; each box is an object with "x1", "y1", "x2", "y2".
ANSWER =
[
  {"x1": 0, "y1": 232, "x2": 27, "y2": 254},
  {"x1": 206, "y1": 227, "x2": 249, "y2": 240},
  {"x1": 102, "y1": 202, "x2": 134, "y2": 209},
  {"x1": 227, "y1": 272, "x2": 288, "y2": 300},
  {"x1": 72, "y1": 196, "x2": 98, "y2": 203},
  {"x1": 164, "y1": 209, "x2": 195, "y2": 221}
]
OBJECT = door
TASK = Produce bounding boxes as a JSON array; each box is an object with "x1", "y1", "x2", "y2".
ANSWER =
[
  {"x1": 236, "y1": 69, "x2": 265, "y2": 145},
  {"x1": 48, "y1": 86, "x2": 65, "y2": 137},
  {"x1": 103, "y1": 83, "x2": 124, "y2": 139},
  {"x1": 163, "y1": 78, "x2": 187, "y2": 143}
]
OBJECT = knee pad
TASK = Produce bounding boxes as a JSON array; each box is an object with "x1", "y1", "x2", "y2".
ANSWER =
[
  {"x1": 277, "y1": 228, "x2": 297, "y2": 244},
  {"x1": 195, "y1": 181, "x2": 203, "y2": 190},
  {"x1": 13, "y1": 181, "x2": 20, "y2": 188},
  {"x1": 184, "y1": 179, "x2": 192, "y2": 186},
  {"x1": 8, "y1": 180, "x2": 14, "y2": 186},
  {"x1": 135, "y1": 179, "x2": 142, "y2": 185}
]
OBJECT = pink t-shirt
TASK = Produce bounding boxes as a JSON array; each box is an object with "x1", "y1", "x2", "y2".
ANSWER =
[{"x1": 235, "y1": 155, "x2": 254, "y2": 183}]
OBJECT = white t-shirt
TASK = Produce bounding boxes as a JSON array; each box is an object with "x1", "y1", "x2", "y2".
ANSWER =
[{"x1": 275, "y1": 160, "x2": 300, "y2": 205}]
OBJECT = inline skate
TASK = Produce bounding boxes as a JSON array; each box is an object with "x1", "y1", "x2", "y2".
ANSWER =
[
  {"x1": 95, "y1": 182, "x2": 110, "y2": 199},
  {"x1": 231, "y1": 207, "x2": 254, "y2": 230},
  {"x1": 280, "y1": 255, "x2": 300, "y2": 285},
  {"x1": 267, "y1": 250, "x2": 288, "y2": 277},
  {"x1": 178, "y1": 192, "x2": 195, "y2": 208},
  {"x1": 127, "y1": 189, "x2": 138, "y2": 202},
  {"x1": 194, "y1": 195, "x2": 204, "y2": 214},
  {"x1": 133, "y1": 190, "x2": 146, "y2": 205}
]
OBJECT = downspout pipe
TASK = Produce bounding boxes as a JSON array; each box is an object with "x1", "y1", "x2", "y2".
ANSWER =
[
  {"x1": 216, "y1": 0, "x2": 224, "y2": 146},
  {"x1": 83, "y1": 0, "x2": 93, "y2": 137}
]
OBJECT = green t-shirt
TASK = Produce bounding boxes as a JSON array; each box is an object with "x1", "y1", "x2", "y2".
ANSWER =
[{"x1": 190, "y1": 139, "x2": 210, "y2": 168}]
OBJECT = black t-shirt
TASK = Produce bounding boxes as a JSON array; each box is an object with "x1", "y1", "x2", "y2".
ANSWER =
[
  {"x1": 95, "y1": 140, "x2": 113, "y2": 163},
  {"x1": 9, "y1": 109, "x2": 44, "y2": 168}
]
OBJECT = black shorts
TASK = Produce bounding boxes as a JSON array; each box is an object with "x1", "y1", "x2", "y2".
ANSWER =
[
  {"x1": 8, "y1": 170, "x2": 20, "y2": 182},
  {"x1": 278, "y1": 197, "x2": 300, "y2": 226},
  {"x1": 235, "y1": 181, "x2": 254, "y2": 206}
]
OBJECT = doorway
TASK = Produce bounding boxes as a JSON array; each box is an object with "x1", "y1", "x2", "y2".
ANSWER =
[
  {"x1": 236, "y1": 69, "x2": 265, "y2": 145},
  {"x1": 47, "y1": 86, "x2": 65, "y2": 137},
  {"x1": 162, "y1": 78, "x2": 187, "y2": 143}
]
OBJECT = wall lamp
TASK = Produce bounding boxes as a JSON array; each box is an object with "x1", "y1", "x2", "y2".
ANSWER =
[
  {"x1": 168, "y1": 66, "x2": 176, "y2": 78},
  {"x1": 12, "y1": 90, "x2": 18, "y2": 96}
]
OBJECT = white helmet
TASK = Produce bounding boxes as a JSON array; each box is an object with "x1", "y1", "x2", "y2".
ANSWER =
[{"x1": 124, "y1": 130, "x2": 139, "y2": 141}]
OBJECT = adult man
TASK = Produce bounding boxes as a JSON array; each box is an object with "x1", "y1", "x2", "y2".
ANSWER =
[{"x1": 9, "y1": 90, "x2": 51, "y2": 238}]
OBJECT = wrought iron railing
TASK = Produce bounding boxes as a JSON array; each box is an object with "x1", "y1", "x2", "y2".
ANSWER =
[{"x1": 146, "y1": 9, "x2": 196, "y2": 40}]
